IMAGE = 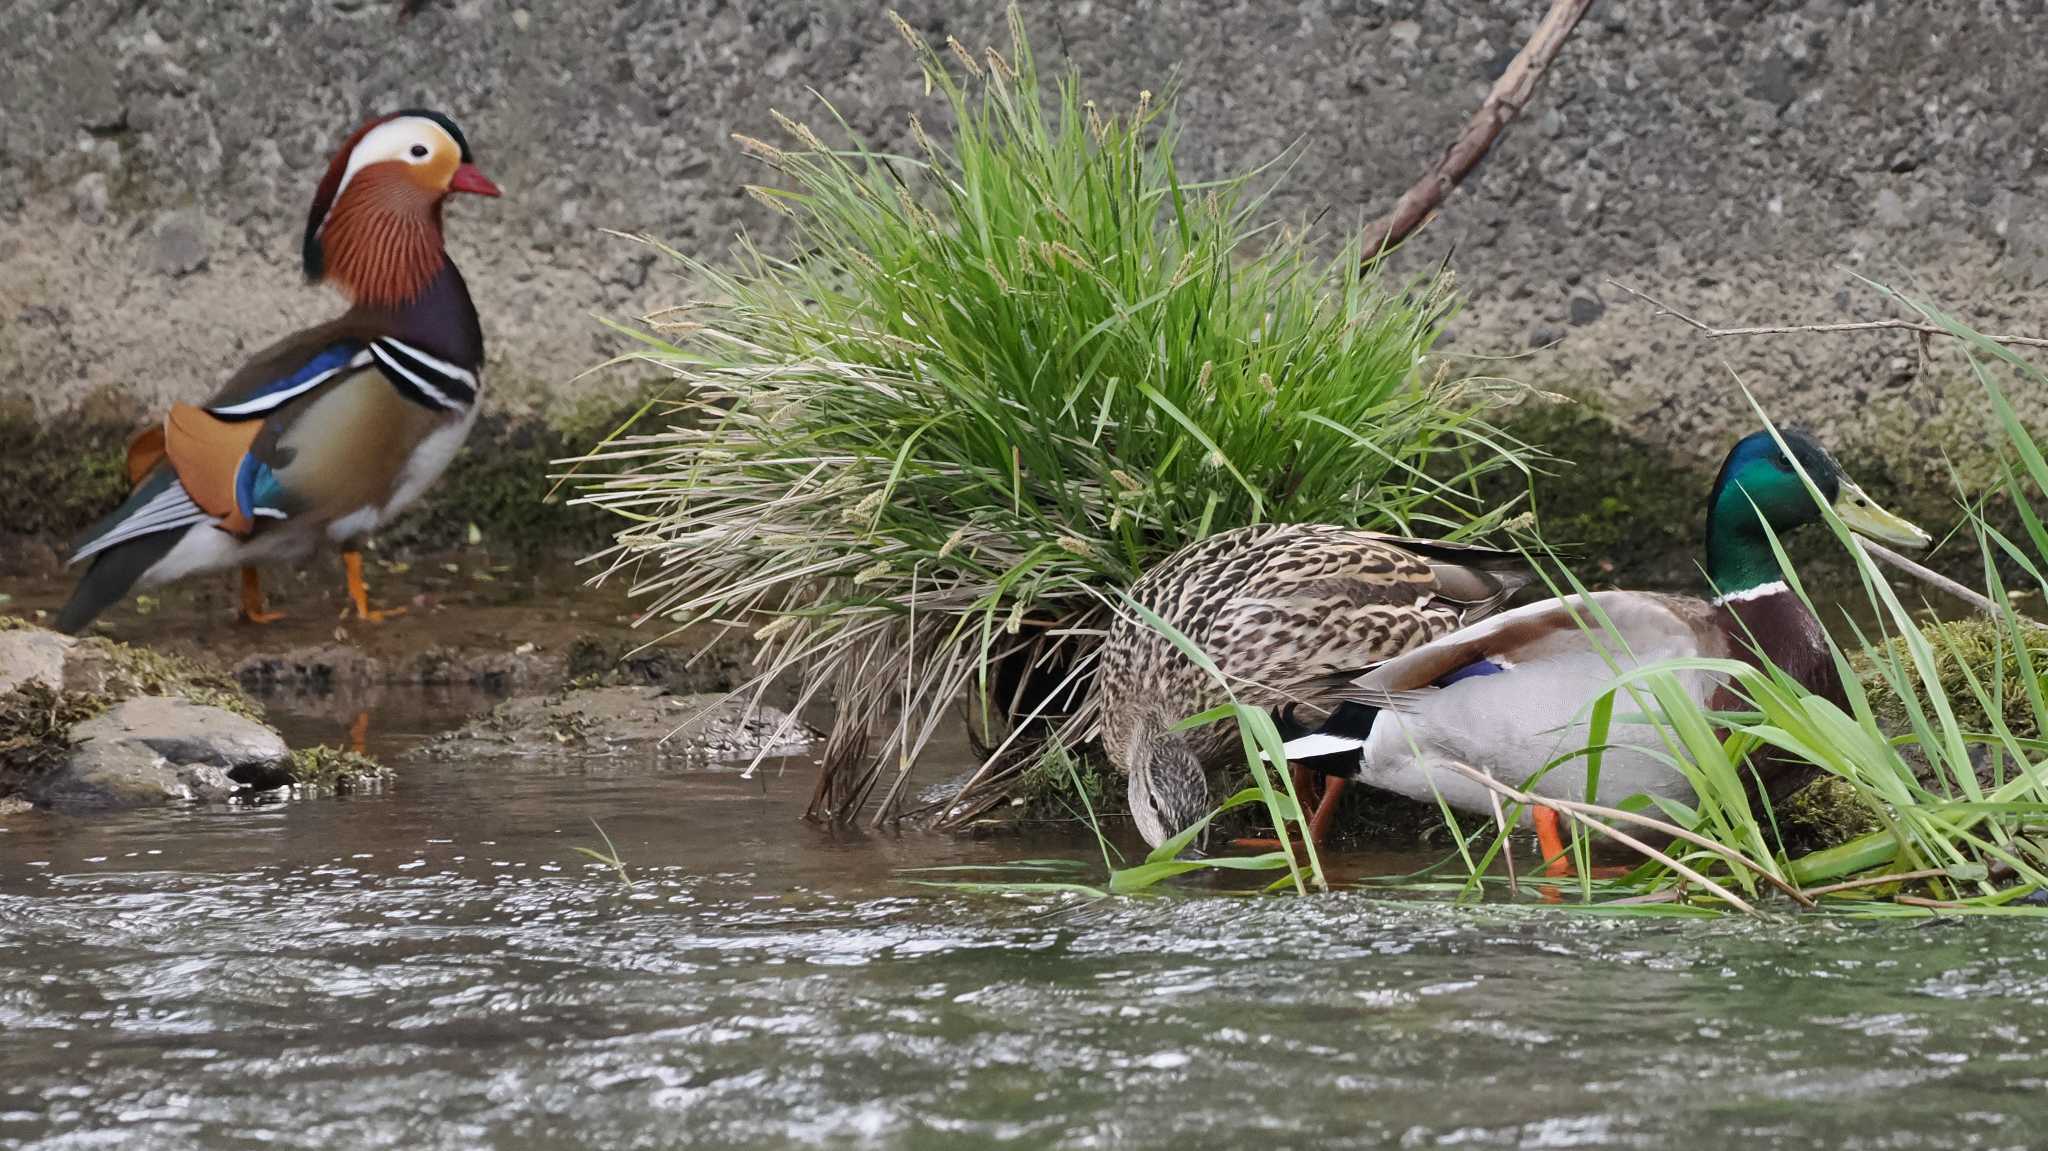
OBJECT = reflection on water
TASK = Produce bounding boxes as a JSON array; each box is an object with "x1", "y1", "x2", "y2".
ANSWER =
[{"x1": 3, "y1": 696, "x2": 2047, "y2": 1149}]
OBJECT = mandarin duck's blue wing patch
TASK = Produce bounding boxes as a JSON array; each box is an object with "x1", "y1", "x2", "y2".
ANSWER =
[
  {"x1": 207, "y1": 342, "x2": 372, "y2": 420},
  {"x1": 233, "y1": 455, "x2": 290, "y2": 523}
]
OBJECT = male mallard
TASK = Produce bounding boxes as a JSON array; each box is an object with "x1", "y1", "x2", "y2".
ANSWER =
[
  {"x1": 1281, "y1": 428, "x2": 1931, "y2": 867},
  {"x1": 1096, "y1": 524, "x2": 1535, "y2": 850},
  {"x1": 57, "y1": 110, "x2": 501, "y2": 633}
]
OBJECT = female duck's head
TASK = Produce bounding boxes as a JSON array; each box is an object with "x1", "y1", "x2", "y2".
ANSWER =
[{"x1": 1705, "y1": 428, "x2": 1930, "y2": 595}]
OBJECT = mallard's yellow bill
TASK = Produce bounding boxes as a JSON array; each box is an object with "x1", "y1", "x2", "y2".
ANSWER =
[{"x1": 1834, "y1": 478, "x2": 1932, "y2": 548}]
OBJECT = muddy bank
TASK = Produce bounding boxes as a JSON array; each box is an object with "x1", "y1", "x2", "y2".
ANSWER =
[{"x1": 431, "y1": 686, "x2": 816, "y2": 763}]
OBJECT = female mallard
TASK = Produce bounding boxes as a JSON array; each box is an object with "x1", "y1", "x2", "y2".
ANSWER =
[
  {"x1": 1096, "y1": 524, "x2": 1535, "y2": 850},
  {"x1": 1282, "y1": 428, "x2": 1931, "y2": 866}
]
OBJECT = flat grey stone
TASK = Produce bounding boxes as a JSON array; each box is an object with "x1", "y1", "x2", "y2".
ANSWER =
[{"x1": 27, "y1": 697, "x2": 285, "y2": 810}]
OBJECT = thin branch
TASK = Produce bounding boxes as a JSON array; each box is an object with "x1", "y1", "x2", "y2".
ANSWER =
[
  {"x1": 1801, "y1": 867, "x2": 1950, "y2": 900},
  {"x1": 1608, "y1": 279, "x2": 2048, "y2": 350},
  {"x1": 1856, "y1": 537, "x2": 2027, "y2": 622},
  {"x1": 1362, "y1": 0, "x2": 1595, "y2": 262}
]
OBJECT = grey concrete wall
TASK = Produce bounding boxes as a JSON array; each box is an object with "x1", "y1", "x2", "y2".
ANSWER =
[{"x1": 4, "y1": 0, "x2": 2044, "y2": 484}]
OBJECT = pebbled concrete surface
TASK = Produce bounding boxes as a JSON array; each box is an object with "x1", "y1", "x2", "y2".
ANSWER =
[{"x1": 3, "y1": 0, "x2": 2045, "y2": 490}]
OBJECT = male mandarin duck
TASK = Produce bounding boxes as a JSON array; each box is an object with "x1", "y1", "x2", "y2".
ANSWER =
[
  {"x1": 1277, "y1": 429, "x2": 1931, "y2": 873},
  {"x1": 57, "y1": 110, "x2": 501, "y2": 634},
  {"x1": 1094, "y1": 525, "x2": 1535, "y2": 852}
]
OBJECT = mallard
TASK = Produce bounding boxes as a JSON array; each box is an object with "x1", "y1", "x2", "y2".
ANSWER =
[
  {"x1": 57, "y1": 110, "x2": 501, "y2": 633},
  {"x1": 1096, "y1": 524, "x2": 1535, "y2": 850},
  {"x1": 1280, "y1": 428, "x2": 1931, "y2": 866}
]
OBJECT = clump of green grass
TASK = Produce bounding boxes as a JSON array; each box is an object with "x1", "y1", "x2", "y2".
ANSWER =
[{"x1": 574, "y1": 6, "x2": 1526, "y2": 827}]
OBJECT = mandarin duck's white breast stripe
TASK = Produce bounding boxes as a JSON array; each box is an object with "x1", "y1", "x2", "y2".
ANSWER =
[{"x1": 371, "y1": 339, "x2": 477, "y2": 411}]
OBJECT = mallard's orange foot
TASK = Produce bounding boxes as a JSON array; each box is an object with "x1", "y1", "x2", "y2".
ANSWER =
[
  {"x1": 238, "y1": 567, "x2": 286, "y2": 625},
  {"x1": 348, "y1": 711, "x2": 370, "y2": 756},
  {"x1": 1229, "y1": 769, "x2": 1347, "y2": 852},
  {"x1": 341, "y1": 549, "x2": 409, "y2": 622}
]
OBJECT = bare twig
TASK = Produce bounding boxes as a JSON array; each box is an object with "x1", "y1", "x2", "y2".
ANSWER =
[
  {"x1": 1856, "y1": 537, "x2": 2029, "y2": 622},
  {"x1": 1801, "y1": 867, "x2": 1950, "y2": 900},
  {"x1": 1362, "y1": 0, "x2": 1595, "y2": 261},
  {"x1": 1608, "y1": 279, "x2": 2048, "y2": 350},
  {"x1": 1895, "y1": 894, "x2": 1969, "y2": 910}
]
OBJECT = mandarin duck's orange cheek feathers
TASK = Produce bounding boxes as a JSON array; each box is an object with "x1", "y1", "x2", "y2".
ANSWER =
[{"x1": 301, "y1": 109, "x2": 497, "y2": 286}]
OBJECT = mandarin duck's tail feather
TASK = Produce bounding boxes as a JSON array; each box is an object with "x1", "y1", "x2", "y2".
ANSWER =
[
  {"x1": 57, "y1": 530, "x2": 183, "y2": 634},
  {"x1": 57, "y1": 469, "x2": 204, "y2": 634}
]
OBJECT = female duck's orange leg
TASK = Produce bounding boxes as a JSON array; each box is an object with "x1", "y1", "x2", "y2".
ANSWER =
[
  {"x1": 238, "y1": 567, "x2": 285, "y2": 624},
  {"x1": 342, "y1": 549, "x2": 407, "y2": 622},
  {"x1": 1232, "y1": 766, "x2": 1346, "y2": 851}
]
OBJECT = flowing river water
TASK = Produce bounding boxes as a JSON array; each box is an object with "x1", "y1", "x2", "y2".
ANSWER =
[{"x1": 4, "y1": 692, "x2": 2048, "y2": 1149}]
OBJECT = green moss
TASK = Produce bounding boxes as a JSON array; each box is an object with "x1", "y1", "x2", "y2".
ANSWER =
[
  {"x1": 1855, "y1": 614, "x2": 2048, "y2": 741},
  {"x1": 285, "y1": 745, "x2": 392, "y2": 794},
  {"x1": 68, "y1": 635, "x2": 264, "y2": 722},
  {"x1": 0, "y1": 681, "x2": 109, "y2": 788},
  {"x1": 1014, "y1": 742, "x2": 1119, "y2": 820},
  {"x1": 1775, "y1": 775, "x2": 1883, "y2": 855},
  {"x1": 1481, "y1": 395, "x2": 1711, "y2": 589},
  {"x1": 0, "y1": 391, "x2": 145, "y2": 542}
]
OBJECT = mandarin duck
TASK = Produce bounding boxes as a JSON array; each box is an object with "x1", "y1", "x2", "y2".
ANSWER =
[
  {"x1": 1280, "y1": 429, "x2": 1930, "y2": 873},
  {"x1": 57, "y1": 110, "x2": 500, "y2": 634},
  {"x1": 1095, "y1": 525, "x2": 1535, "y2": 852}
]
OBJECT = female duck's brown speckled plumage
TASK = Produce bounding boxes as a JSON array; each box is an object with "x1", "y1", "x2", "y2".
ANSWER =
[{"x1": 1095, "y1": 523, "x2": 1535, "y2": 849}]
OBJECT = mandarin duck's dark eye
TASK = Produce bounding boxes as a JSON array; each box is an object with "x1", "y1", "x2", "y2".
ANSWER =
[{"x1": 409, "y1": 144, "x2": 429, "y2": 159}]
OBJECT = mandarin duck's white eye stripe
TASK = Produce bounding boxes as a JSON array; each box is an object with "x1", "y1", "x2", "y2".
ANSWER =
[
  {"x1": 370, "y1": 339, "x2": 473, "y2": 411},
  {"x1": 206, "y1": 345, "x2": 374, "y2": 419},
  {"x1": 320, "y1": 117, "x2": 458, "y2": 234}
]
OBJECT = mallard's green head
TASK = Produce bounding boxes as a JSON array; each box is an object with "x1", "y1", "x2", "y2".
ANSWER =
[{"x1": 1705, "y1": 428, "x2": 1930, "y2": 594}]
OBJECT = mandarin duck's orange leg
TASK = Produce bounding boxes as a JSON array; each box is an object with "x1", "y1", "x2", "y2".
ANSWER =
[
  {"x1": 238, "y1": 567, "x2": 285, "y2": 624},
  {"x1": 1232, "y1": 766, "x2": 1346, "y2": 851},
  {"x1": 342, "y1": 549, "x2": 407, "y2": 622},
  {"x1": 349, "y1": 710, "x2": 370, "y2": 755}
]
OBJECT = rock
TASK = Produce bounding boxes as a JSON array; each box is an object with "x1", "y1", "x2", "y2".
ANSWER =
[
  {"x1": 72, "y1": 173, "x2": 109, "y2": 225},
  {"x1": 149, "y1": 209, "x2": 210, "y2": 277},
  {"x1": 1567, "y1": 292, "x2": 1605, "y2": 326},
  {"x1": 1871, "y1": 188, "x2": 1911, "y2": 231},
  {"x1": 0, "y1": 795, "x2": 30, "y2": 817},
  {"x1": 435, "y1": 686, "x2": 817, "y2": 762},
  {"x1": 26, "y1": 697, "x2": 287, "y2": 810},
  {"x1": 0, "y1": 629, "x2": 74, "y2": 696}
]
